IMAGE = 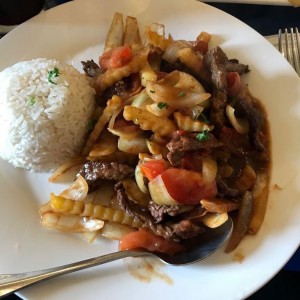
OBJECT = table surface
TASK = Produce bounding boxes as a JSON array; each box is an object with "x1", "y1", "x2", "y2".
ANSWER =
[{"x1": 1, "y1": 1, "x2": 300, "y2": 299}]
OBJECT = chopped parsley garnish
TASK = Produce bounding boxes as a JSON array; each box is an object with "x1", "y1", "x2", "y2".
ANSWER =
[
  {"x1": 29, "y1": 96, "x2": 36, "y2": 106},
  {"x1": 199, "y1": 112, "x2": 210, "y2": 124},
  {"x1": 196, "y1": 130, "x2": 210, "y2": 142},
  {"x1": 157, "y1": 102, "x2": 169, "y2": 109},
  {"x1": 178, "y1": 91, "x2": 186, "y2": 97},
  {"x1": 47, "y1": 67, "x2": 60, "y2": 84},
  {"x1": 149, "y1": 90, "x2": 155, "y2": 93}
]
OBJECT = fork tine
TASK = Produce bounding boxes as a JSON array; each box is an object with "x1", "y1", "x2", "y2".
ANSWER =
[
  {"x1": 284, "y1": 28, "x2": 293, "y2": 68},
  {"x1": 278, "y1": 29, "x2": 283, "y2": 54},
  {"x1": 294, "y1": 28, "x2": 300, "y2": 75},
  {"x1": 278, "y1": 28, "x2": 300, "y2": 76}
]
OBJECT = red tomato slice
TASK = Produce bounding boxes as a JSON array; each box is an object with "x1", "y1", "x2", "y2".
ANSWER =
[
  {"x1": 119, "y1": 228, "x2": 185, "y2": 255},
  {"x1": 99, "y1": 45, "x2": 133, "y2": 70},
  {"x1": 140, "y1": 159, "x2": 169, "y2": 181},
  {"x1": 160, "y1": 168, "x2": 217, "y2": 204}
]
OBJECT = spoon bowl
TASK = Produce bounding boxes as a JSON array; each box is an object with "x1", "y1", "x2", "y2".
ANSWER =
[{"x1": 0, "y1": 218, "x2": 232, "y2": 297}]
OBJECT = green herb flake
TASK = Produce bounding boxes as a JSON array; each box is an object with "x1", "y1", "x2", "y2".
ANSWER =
[
  {"x1": 29, "y1": 96, "x2": 36, "y2": 106},
  {"x1": 196, "y1": 130, "x2": 210, "y2": 142},
  {"x1": 200, "y1": 112, "x2": 210, "y2": 124},
  {"x1": 47, "y1": 67, "x2": 60, "y2": 84},
  {"x1": 178, "y1": 91, "x2": 186, "y2": 97},
  {"x1": 149, "y1": 90, "x2": 155, "y2": 93},
  {"x1": 157, "y1": 102, "x2": 169, "y2": 109}
]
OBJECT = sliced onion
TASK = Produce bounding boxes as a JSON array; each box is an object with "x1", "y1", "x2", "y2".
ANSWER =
[
  {"x1": 146, "y1": 102, "x2": 174, "y2": 117},
  {"x1": 59, "y1": 174, "x2": 89, "y2": 201},
  {"x1": 108, "y1": 123, "x2": 143, "y2": 139},
  {"x1": 131, "y1": 89, "x2": 153, "y2": 109},
  {"x1": 163, "y1": 40, "x2": 193, "y2": 63},
  {"x1": 146, "y1": 71, "x2": 210, "y2": 109},
  {"x1": 202, "y1": 157, "x2": 217, "y2": 184},
  {"x1": 117, "y1": 137, "x2": 148, "y2": 154},
  {"x1": 226, "y1": 105, "x2": 249, "y2": 135},
  {"x1": 201, "y1": 212, "x2": 228, "y2": 228},
  {"x1": 148, "y1": 174, "x2": 178, "y2": 205},
  {"x1": 135, "y1": 165, "x2": 149, "y2": 194}
]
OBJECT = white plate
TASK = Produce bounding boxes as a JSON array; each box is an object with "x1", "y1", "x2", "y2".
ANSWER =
[{"x1": 1, "y1": 0, "x2": 300, "y2": 299}]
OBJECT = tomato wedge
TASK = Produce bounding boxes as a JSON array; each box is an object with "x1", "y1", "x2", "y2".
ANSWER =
[
  {"x1": 160, "y1": 168, "x2": 217, "y2": 204},
  {"x1": 119, "y1": 228, "x2": 185, "y2": 255},
  {"x1": 140, "y1": 159, "x2": 169, "y2": 181},
  {"x1": 99, "y1": 45, "x2": 133, "y2": 70}
]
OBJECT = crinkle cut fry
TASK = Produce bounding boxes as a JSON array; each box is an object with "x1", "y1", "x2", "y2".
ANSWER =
[
  {"x1": 50, "y1": 193, "x2": 143, "y2": 228},
  {"x1": 93, "y1": 48, "x2": 149, "y2": 96},
  {"x1": 82, "y1": 95, "x2": 123, "y2": 156},
  {"x1": 123, "y1": 105, "x2": 177, "y2": 137},
  {"x1": 104, "y1": 12, "x2": 124, "y2": 52}
]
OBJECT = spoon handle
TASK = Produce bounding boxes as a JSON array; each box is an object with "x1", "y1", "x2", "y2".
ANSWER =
[{"x1": 0, "y1": 250, "x2": 150, "y2": 297}]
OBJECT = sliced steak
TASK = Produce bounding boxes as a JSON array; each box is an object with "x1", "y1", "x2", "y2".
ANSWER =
[
  {"x1": 81, "y1": 60, "x2": 102, "y2": 77},
  {"x1": 115, "y1": 182, "x2": 151, "y2": 223},
  {"x1": 79, "y1": 161, "x2": 134, "y2": 190},
  {"x1": 148, "y1": 201, "x2": 181, "y2": 223},
  {"x1": 209, "y1": 90, "x2": 227, "y2": 132},
  {"x1": 166, "y1": 133, "x2": 222, "y2": 166},
  {"x1": 204, "y1": 46, "x2": 228, "y2": 92},
  {"x1": 226, "y1": 59, "x2": 250, "y2": 75},
  {"x1": 171, "y1": 220, "x2": 205, "y2": 240}
]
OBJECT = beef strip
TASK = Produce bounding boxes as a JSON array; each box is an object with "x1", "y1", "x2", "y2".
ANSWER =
[
  {"x1": 79, "y1": 161, "x2": 134, "y2": 190},
  {"x1": 81, "y1": 60, "x2": 102, "y2": 77},
  {"x1": 115, "y1": 182, "x2": 150, "y2": 223},
  {"x1": 204, "y1": 47, "x2": 229, "y2": 130},
  {"x1": 217, "y1": 179, "x2": 240, "y2": 198},
  {"x1": 166, "y1": 132, "x2": 222, "y2": 166},
  {"x1": 204, "y1": 46, "x2": 228, "y2": 92},
  {"x1": 234, "y1": 95, "x2": 265, "y2": 151},
  {"x1": 171, "y1": 220, "x2": 205, "y2": 240},
  {"x1": 148, "y1": 201, "x2": 181, "y2": 223},
  {"x1": 101, "y1": 73, "x2": 141, "y2": 102},
  {"x1": 209, "y1": 90, "x2": 228, "y2": 132},
  {"x1": 226, "y1": 59, "x2": 250, "y2": 75},
  {"x1": 115, "y1": 182, "x2": 204, "y2": 241}
]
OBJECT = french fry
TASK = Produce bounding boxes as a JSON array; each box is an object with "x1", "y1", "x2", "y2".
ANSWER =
[
  {"x1": 104, "y1": 12, "x2": 124, "y2": 52},
  {"x1": 89, "y1": 129, "x2": 118, "y2": 158},
  {"x1": 174, "y1": 111, "x2": 213, "y2": 132},
  {"x1": 82, "y1": 95, "x2": 123, "y2": 156},
  {"x1": 41, "y1": 212, "x2": 104, "y2": 233},
  {"x1": 177, "y1": 47, "x2": 206, "y2": 78},
  {"x1": 145, "y1": 25, "x2": 173, "y2": 51},
  {"x1": 101, "y1": 221, "x2": 136, "y2": 240},
  {"x1": 248, "y1": 172, "x2": 270, "y2": 235},
  {"x1": 146, "y1": 140, "x2": 168, "y2": 157},
  {"x1": 50, "y1": 193, "x2": 143, "y2": 228},
  {"x1": 123, "y1": 105, "x2": 176, "y2": 137},
  {"x1": 87, "y1": 150, "x2": 137, "y2": 165},
  {"x1": 124, "y1": 16, "x2": 143, "y2": 52},
  {"x1": 48, "y1": 156, "x2": 86, "y2": 183},
  {"x1": 94, "y1": 49, "x2": 149, "y2": 95}
]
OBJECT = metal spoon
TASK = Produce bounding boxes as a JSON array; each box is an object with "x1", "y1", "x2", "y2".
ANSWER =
[{"x1": 0, "y1": 218, "x2": 232, "y2": 297}]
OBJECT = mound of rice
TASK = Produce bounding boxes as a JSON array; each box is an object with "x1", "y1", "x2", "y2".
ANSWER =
[{"x1": 0, "y1": 58, "x2": 95, "y2": 171}]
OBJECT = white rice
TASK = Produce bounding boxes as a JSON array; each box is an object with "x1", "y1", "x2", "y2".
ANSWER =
[{"x1": 0, "y1": 58, "x2": 96, "y2": 171}]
